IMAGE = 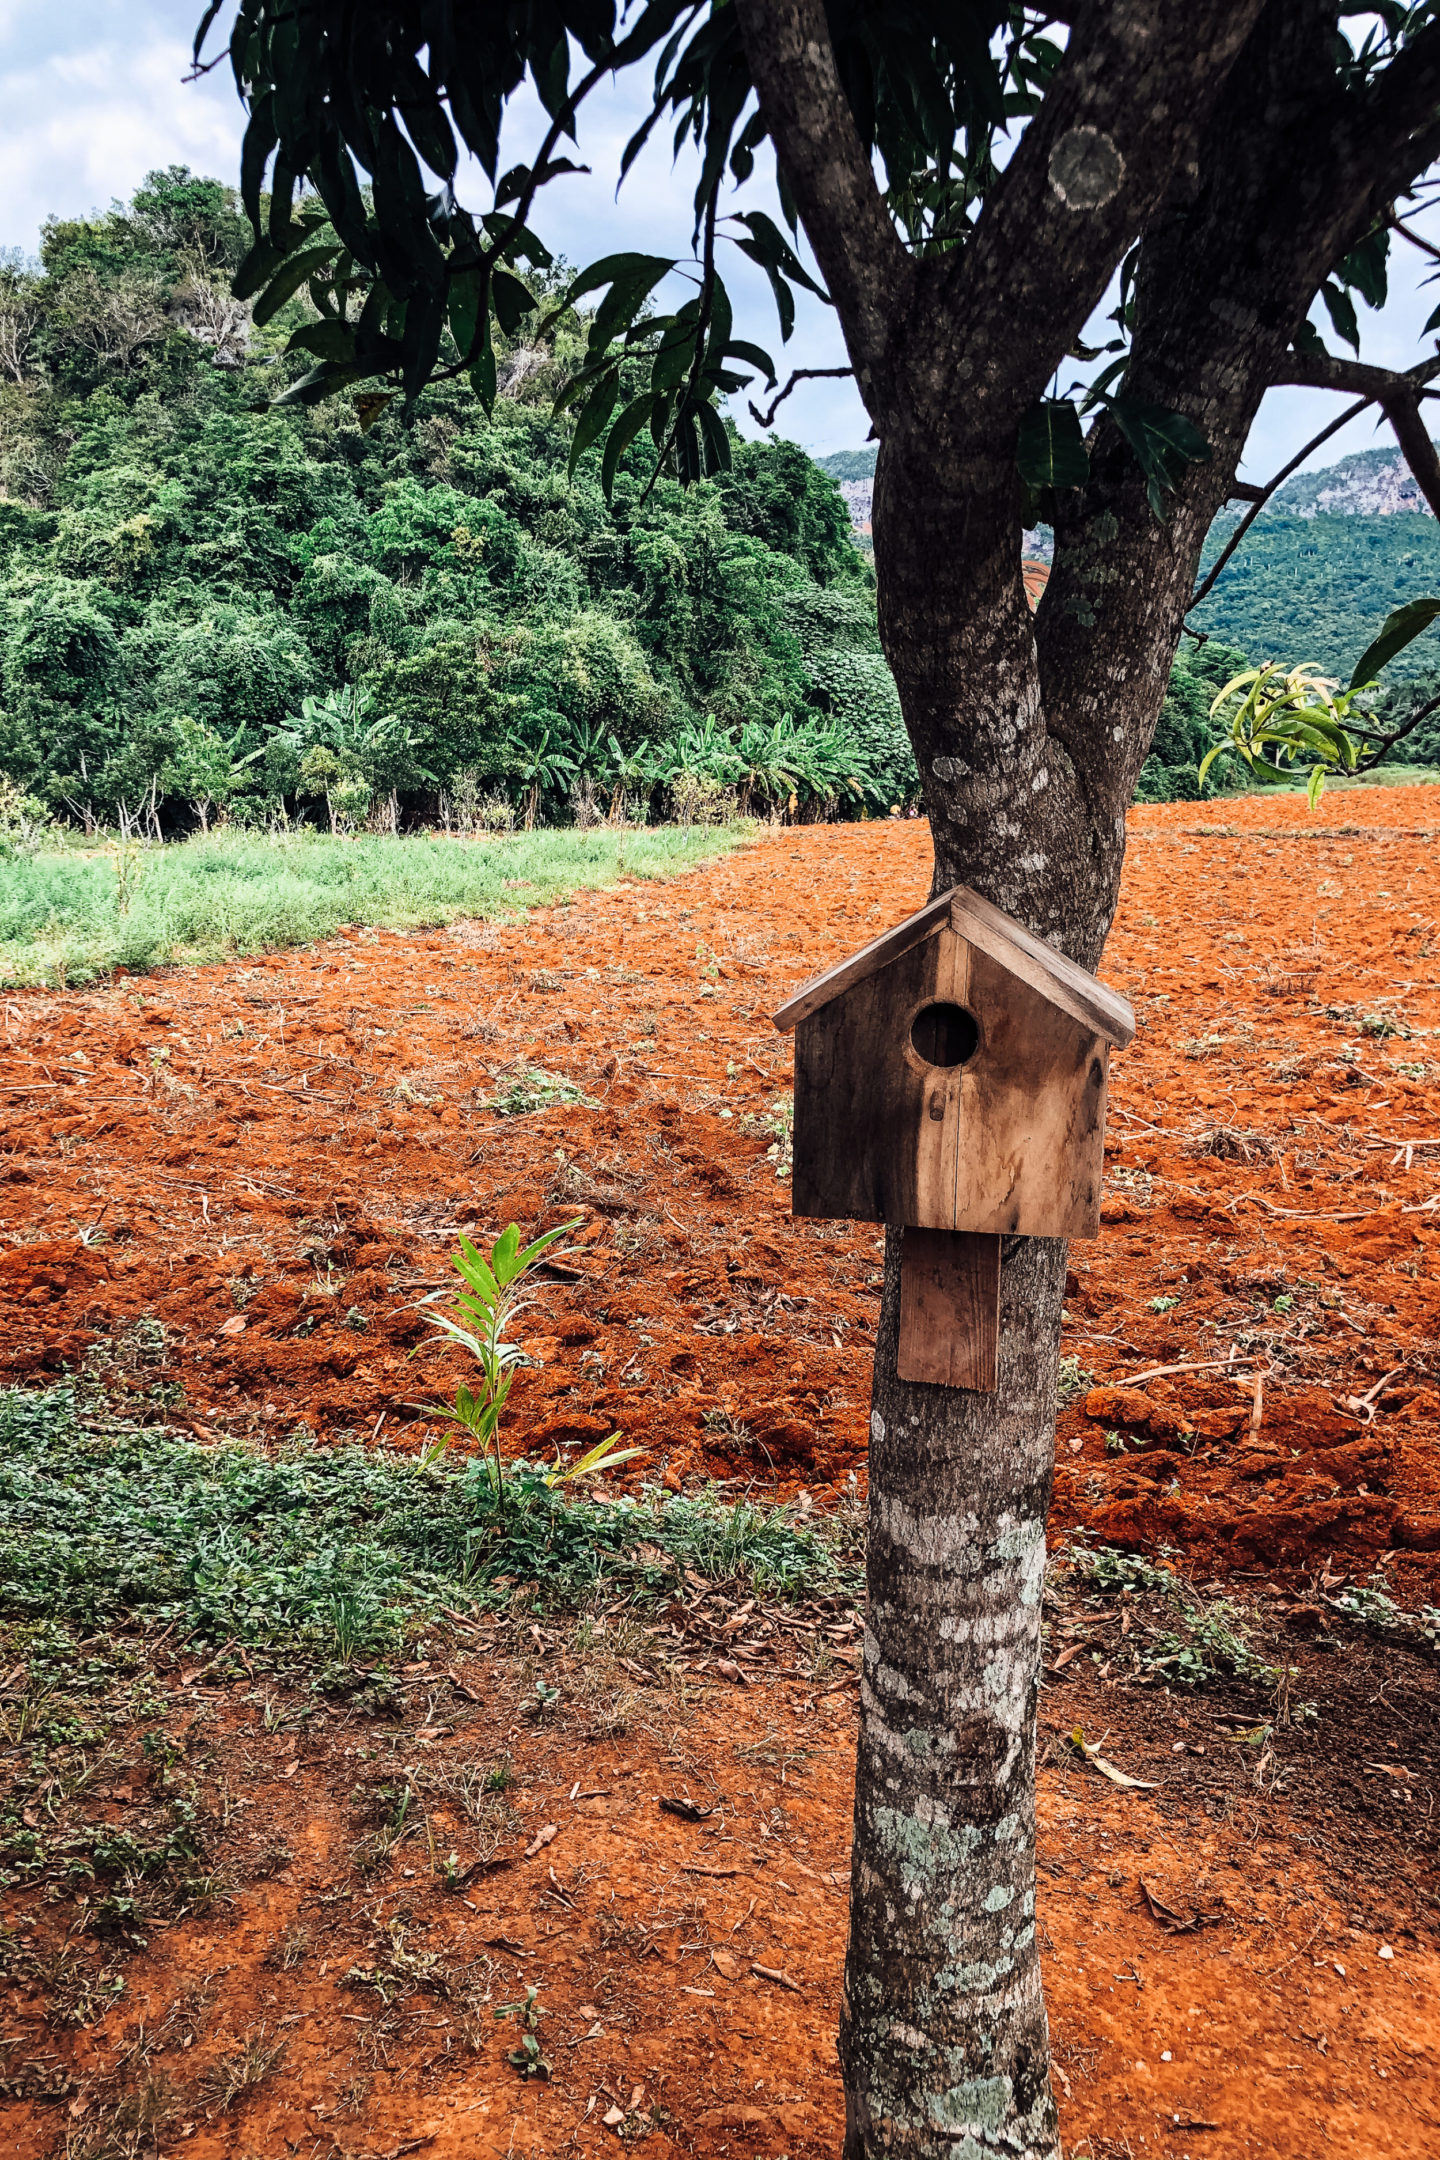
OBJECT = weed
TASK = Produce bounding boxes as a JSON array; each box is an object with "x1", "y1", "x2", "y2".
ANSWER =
[
  {"x1": 485, "y1": 1066, "x2": 597, "y2": 1116},
  {"x1": 1147, "y1": 1294, "x2": 1181, "y2": 1313},
  {"x1": 495, "y1": 1984, "x2": 551, "y2": 2079},
  {"x1": 264, "y1": 1923, "x2": 311, "y2": 1971},
  {"x1": 1328, "y1": 1580, "x2": 1440, "y2": 1653},
  {"x1": 199, "y1": 2029, "x2": 286, "y2": 2110},
  {"x1": 1055, "y1": 1355, "x2": 1095, "y2": 1405},
  {"x1": 1360, "y1": 1011, "x2": 1410, "y2": 1038},
  {"x1": 0, "y1": 826, "x2": 749, "y2": 990},
  {"x1": 742, "y1": 1094, "x2": 794, "y2": 1177},
  {"x1": 0, "y1": 1387, "x2": 862, "y2": 1659},
  {"x1": 63, "y1": 2074, "x2": 175, "y2": 2160}
]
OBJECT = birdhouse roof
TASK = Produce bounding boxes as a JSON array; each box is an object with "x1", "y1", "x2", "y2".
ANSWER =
[{"x1": 772, "y1": 882, "x2": 1135, "y2": 1046}]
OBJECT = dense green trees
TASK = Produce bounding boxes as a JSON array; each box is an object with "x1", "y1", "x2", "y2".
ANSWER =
[{"x1": 0, "y1": 168, "x2": 913, "y2": 836}]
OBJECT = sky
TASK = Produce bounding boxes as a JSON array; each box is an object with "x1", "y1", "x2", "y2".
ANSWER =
[{"x1": 2, "y1": 0, "x2": 1438, "y2": 481}]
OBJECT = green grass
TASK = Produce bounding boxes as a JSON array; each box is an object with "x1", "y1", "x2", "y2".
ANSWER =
[
  {"x1": 0, "y1": 823, "x2": 752, "y2": 987},
  {"x1": 0, "y1": 1389, "x2": 861, "y2": 1662}
]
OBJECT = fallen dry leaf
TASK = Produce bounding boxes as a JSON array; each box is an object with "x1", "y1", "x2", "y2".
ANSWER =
[
  {"x1": 1071, "y1": 1726, "x2": 1157, "y2": 1790},
  {"x1": 709, "y1": 1949, "x2": 743, "y2": 1980},
  {"x1": 217, "y1": 1315, "x2": 246, "y2": 1336},
  {"x1": 1140, "y1": 1878, "x2": 1222, "y2": 1933},
  {"x1": 659, "y1": 1795, "x2": 717, "y2": 1822}
]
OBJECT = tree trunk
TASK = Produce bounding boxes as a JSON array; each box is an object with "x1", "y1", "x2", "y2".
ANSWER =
[
  {"x1": 834, "y1": 444, "x2": 1149, "y2": 2160},
  {"x1": 841, "y1": 1228, "x2": 1066, "y2": 2160}
]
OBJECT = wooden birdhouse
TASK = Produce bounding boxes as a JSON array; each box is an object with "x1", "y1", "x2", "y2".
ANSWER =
[{"x1": 772, "y1": 882, "x2": 1134, "y2": 1393}]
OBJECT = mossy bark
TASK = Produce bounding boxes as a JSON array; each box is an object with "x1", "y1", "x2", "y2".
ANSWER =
[{"x1": 839, "y1": 1231, "x2": 1065, "y2": 2160}]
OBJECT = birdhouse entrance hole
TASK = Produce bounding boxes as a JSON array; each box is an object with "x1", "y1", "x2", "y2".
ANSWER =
[{"x1": 910, "y1": 1001, "x2": 979, "y2": 1068}]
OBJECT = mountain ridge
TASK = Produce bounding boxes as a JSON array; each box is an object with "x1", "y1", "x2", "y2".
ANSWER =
[{"x1": 815, "y1": 438, "x2": 1440, "y2": 524}]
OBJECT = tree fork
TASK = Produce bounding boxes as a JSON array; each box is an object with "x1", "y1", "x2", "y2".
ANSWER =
[{"x1": 841, "y1": 1229, "x2": 1066, "y2": 2160}]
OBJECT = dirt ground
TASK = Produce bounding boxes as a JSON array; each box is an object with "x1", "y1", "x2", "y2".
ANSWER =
[{"x1": 2, "y1": 790, "x2": 1439, "y2": 2157}]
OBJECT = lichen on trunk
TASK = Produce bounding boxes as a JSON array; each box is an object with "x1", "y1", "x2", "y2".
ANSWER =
[{"x1": 839, "y1": 1228, "x2": 1065, "y2": 2160}]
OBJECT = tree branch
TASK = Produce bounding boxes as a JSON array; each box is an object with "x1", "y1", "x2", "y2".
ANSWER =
[
  {"x1": 1275, "y1": 350, "x2": 1440, "y2": 401},
  {"x1": 1382, "y1": 387, "x2": 1440, "y2": 520},
  {"x1": 731, "y1": 0, "x2": 912, "y2": 393},
  {"x1": 1188, "y1": 392, "x2": 1374, "y2": 613},
  {"x1": 1340, "y1": 17, "x2": 1440, "y2": 203},
  {"x1": 1272, "y1": 351, "x2": 1440, "y2": 517},
  {"x1": 747, "y1": 365, "x2": 852, "y2": 429},
  {"x1": 1354, "y1": 690, "x2": 1440, "y2": 772},
  {"x1": 923, "y1": 0, "x2": 1267, "y2": 433}
]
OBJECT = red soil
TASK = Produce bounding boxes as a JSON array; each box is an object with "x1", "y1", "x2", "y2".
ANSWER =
[
  {"x1": 3, "y1": 790, "x2": 1440, "y2": 2160},
  {"x1": 3, "y1": 789, "x2": 1439, "y2": 1588}
]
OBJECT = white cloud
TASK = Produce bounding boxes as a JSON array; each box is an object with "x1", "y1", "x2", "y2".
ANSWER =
[
  {"x1": 0, "y1": 8, "x2": 242, "y2": 255},
  {"x1": 3, "y1": 5, "x2": 1432, "y2": 473}
]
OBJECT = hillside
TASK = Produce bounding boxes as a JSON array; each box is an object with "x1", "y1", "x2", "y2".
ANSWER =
[
  {"x1": 0, "y1": 170, "x2": 918, "y2": 840},
  {"x1": 819, "y1": 440, "x2": 1440, "y2": 681},
  {"x1": 1191, "y1": 510, "x2": 1440, "y2": 675}
]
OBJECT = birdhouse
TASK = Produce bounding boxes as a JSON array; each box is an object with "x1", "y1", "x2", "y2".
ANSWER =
[{"x1": 772, "y1": 882, "x2": 1134, "y2": 1393}]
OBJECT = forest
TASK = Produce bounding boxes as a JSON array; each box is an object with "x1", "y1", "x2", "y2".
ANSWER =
[
  {"x1": 0, "y1": 167, "x2": 921, "y2": 843},
  {"x1": 1, "y1": 165, "x2": 1402, "y2": 840}
]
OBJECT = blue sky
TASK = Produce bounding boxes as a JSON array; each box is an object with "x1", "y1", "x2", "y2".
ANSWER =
[{"x1": 3, "y1": 0, "x2": 1437, "y2": 479}]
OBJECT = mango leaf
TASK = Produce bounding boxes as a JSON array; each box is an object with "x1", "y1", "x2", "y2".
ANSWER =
[
  {"x1": 735, "y1": 242, "x2": 795, "y2": 342},
  {"x1": 253, "y1": 242, "x2": 344, "y2": 326},
  {"x1": 1107, "y1": 393, "x2": 1209, "y2": 519},
  {"x1": 696, "y1": 400, "x2": 732, "y2": 476},
  {"x1": 1016, "y1": 400, "x2": 1089, "y2": 490},
  {"x1": 568, "y1": 370, "x2": 621, "y2": 478},
  {"x1": 732, "y1": 211, "x2": 828, "y2": 299},
  {"x1": 287, "y1": 320, "x2": 359, "y2": 363},
  {"x1": 1320, "y1": 279, "x2": 1360, "y2": 355},
  {"x1": 601, "y1": 392, "x2": 658, "y2": 502},
  {"x1": 447, "y1": 264, "x2": 484, "y2": 361},
  {"x1": 1350, "y1": 596, "x2": 1440, "y2": 687},
  {"x1": 494, "y1": 156, "x2": 587, "y2": 206},
  {"x1": 492, "y1": 267, "x2": 536, "y2": 338}
]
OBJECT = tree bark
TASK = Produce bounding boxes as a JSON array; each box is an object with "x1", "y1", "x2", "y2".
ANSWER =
[
  {"x1": 730, "y1": 8, "x2": 1440, "y2": 2159},
  {"x1": 841, "y1": 1228, "x2": 1065, "y2": 2160}
]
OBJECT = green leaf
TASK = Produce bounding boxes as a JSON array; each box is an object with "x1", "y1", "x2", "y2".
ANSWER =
[
  {"x1": 567, "y1": 370, "x2": 622, "y2": 478},
  {"x1": 492, "y1": 268, "x2": 535, "y2": 339},
  {"x1": 601, "y1": 392, "x2": 658, "y2": 501},
  {"x1": 253, "y1": 242, "x2": 343, "y2": 326},
  {"x1": 233, "y1": 236, "x2": 286, "y2": 304},
  {"x1": 489, "y1": 1226, "x2": 522, "y2": 1289},
  {"x1": 1016, "y1": 401, "x2": 1089, "y2": 490},
  {"x1": 287, "y1": 320, "x2": 359, "y2": 363},
  {"x1": 724, "y1": 338, "x2": 777, "y2": 385},
  {"x1": 515, "y1": 1219, "x2": 583, "y2": 1269},
  {"x1": 1349, "y1": 597, "x2": 1440, "y2": 687},
  {"x1": 696, "y1": 401, "x2": 732, "y2": 477},
  {"x1": 448, "y1": 265, "x2": 484, "y2": 362},
  {"x1": 1320, "y1": 280, "x2": 1360, "y2": 355},
  {"x1": 1107, "y1": 393, "x2": 1209, "y2": 518},
  {"x1": 732, "y1": 239, "x2": 795, "y2": 343},
  {"x1": 732, "y1": 212, "x2": 828, "y2": 300},
  {"x1": 650, "y1": 308, "x2": 702, "y2": 395}
]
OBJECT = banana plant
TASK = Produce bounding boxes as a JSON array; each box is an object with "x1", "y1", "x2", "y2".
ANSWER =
[{"x1": 416, "y1": 1221, "x2": 639, "y2": 1514}]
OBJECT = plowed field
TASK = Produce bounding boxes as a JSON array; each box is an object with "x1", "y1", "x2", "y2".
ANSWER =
[{"x1": 3, "y1": 790, "x2": 1439, "y2": 2160}]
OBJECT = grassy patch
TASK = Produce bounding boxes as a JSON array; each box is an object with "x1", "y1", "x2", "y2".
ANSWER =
[
  {"x1": 0, "y1": 824, "x2": 751, "y2": 987},
  {"x1": 0, "y1": 1389, "x2": 861, "y2": 1662}
]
